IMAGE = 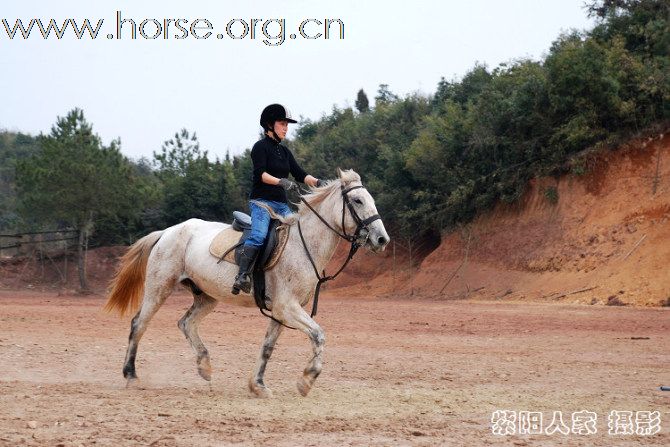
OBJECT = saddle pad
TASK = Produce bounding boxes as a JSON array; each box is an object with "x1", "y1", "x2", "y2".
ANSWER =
[
  {"x1": 209, "y1": 227, "x2": 239, "y2": 264},
  {"x1": 209, "y1": 224, "x2": 291, "y2": 271},
  {"x1": 265, "y1": 224, "x2": 290, "y2": 270}
]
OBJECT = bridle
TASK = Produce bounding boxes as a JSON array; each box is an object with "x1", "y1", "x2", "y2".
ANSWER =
[
  {"x1": 300, "y1": 184, "x2": 382, "y2": 247},
  {"x1": 259, "y1": 183, "x2": 382, "y2": 328}
]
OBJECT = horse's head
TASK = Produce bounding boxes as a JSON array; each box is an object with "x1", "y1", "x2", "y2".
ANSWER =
[{"x1": 336, "y1": 169, "x2": 390, "y2": 253}]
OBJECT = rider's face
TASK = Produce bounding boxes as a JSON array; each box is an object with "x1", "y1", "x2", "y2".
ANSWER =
[{"x1": 273, "y1": 120, "x2": 289, "y2": 140}]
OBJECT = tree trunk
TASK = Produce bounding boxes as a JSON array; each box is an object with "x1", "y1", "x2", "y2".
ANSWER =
[{"x1": 77, "y1": 227, "x2": 89, "y2": 292}]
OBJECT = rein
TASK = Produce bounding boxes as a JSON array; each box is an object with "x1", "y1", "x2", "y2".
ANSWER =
[
  {"x1": 297, "y1": 184, "x2": 381, "y2": 317},
  {"x1": 262, "y1": 183, "x2": 381, "y2": 329}
]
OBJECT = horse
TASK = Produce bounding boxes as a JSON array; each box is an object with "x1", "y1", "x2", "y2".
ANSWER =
[{"x1": 104, "y1": 169, "x2": 390, "y2": 397}]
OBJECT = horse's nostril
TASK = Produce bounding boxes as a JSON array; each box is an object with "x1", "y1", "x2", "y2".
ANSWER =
[{"x1": 377, "y1": 236, "x2": 388, "y2": 246}]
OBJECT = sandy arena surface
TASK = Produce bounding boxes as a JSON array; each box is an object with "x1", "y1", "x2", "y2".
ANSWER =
[{"x1": 0, "y1": 289, "x2": 668, "y2": 446}]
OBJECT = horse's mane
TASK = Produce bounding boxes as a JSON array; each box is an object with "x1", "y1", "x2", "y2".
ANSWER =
[
  {"x1": 297, "y1": 169, "x2": 361, "y2": 210},
  {"x1": 258, "y1": 169, "x2": 362, "y2": 225},
  {"x1": 297, "y1": 181, "x2": 338, "y2": 209}
]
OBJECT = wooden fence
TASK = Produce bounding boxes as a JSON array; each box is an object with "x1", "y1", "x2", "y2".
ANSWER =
[{"x1": 0, "y1": 229, "x2": 78, "y2": 258}]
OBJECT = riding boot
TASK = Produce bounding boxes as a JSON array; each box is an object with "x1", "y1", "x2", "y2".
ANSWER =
[{"x1": 232, "y1": 245, "x2": 260, "y2": 295}]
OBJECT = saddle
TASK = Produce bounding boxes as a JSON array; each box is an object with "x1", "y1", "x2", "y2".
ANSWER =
[
  {"x1": 206, "y1": 211, "x2": 290, "y2": 311},
  {"x1": 209, "y1": 211, "x2": 290, "y2": 271}
]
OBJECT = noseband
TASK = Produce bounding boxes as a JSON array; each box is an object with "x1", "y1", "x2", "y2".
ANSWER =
[{"x1": 340, "y1": 185, "x2": 383, "y2": 245}]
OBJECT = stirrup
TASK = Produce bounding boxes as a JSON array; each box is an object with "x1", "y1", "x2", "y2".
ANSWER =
[{"x1": 232, "y1": 274, "x2": 251, "y2": 295}]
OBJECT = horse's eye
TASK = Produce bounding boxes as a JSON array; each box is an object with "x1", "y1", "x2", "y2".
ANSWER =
[{"x1": 354, "y1": 198, "x2": 363, "y2": 205}]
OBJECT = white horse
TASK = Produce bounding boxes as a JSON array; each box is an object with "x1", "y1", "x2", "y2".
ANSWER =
[{"x1": 104, "y1": 169, "x2": 390, "y2": 397}]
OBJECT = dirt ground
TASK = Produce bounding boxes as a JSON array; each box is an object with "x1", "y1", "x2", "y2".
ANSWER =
[{"x1": 0, "y1": 289, "x2": 668, "y2": 446}]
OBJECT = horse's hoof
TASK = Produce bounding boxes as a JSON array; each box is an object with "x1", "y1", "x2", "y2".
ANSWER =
[
  {"x1": 198, "y1": 358, "x2": 212, "y2": 381},
  {"x1": 248, "y1": 378, "x2": 272, "y2": 398},
  {"x1": 297, "y1": 377, "x2": 311, "y2": 397},
  {"x1": 125, "y1": 377, "x2": 140, "y2": 389}
]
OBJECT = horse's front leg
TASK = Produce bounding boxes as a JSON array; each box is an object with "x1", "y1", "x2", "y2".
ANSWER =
[
  {"x1": 249, "y1": 319, "x2": 283, "y2": 398},
  {"x1": 280, "y1": 303, "x2": 325, "y2": 397}
]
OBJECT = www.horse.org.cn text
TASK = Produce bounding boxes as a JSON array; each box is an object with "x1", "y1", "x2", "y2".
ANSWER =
[{"x1": 1, "y1": 11, "x2": 345, "y2": 46}]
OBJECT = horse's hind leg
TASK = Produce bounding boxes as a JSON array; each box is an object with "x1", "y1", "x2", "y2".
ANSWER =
[
  {"x1": 122, "y1": 281, "x2": 175, "y2": 385},
  {"x1": 178, "y1": 293, "x2": 218, "y2": 381},
  {"x1": 249, "y1": 319, "x2": 283, "y2": 398}
]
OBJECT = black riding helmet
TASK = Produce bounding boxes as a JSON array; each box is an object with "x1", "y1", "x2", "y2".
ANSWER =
[{"x1": 260, "y1": 104, "x2": 297, "y2": 132}]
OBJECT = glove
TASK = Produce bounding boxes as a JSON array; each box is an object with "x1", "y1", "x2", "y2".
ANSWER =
[
  {"x1": 316, "y1": 179, "x2": 325, "y2": 187},
  {"x1": 278, "y1": 178, "x2": 298, "y2": 192}
]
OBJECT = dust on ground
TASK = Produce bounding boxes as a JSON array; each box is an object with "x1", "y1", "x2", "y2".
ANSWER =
[{"x1": 0, "y1": 289, "x2": 668, "y2": 446}]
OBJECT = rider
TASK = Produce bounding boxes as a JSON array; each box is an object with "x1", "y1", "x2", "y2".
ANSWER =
[{"x1": 232, "y1": 104, "x2": 321, "y2": 295}]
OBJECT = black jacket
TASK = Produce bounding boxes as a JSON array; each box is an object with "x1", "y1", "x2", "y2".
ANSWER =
[{"x1": 249, "y1": 136, "x2": 307, "y2": 203}]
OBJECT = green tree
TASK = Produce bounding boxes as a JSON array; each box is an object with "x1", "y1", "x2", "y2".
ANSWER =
[
  {"x1": 153, "y1": 129, "x2": 204, "y2": 178},
  {"x1": 587, "y1": 0, "x2": 669, "y2": 122},
  {"x1": 375, "y1": 84, "x2": 399, "y2": 106},
  {"x1": 16, "y1": 108, "x2": 138, "y2": 291},
  {"x1": 355, "y1": 88, "x2": 370, "y2": 113},
  {"x1": 0, "y1": 131, "x2": 41, "y2": 231},
  {"x1": 92, "y1": 156, "x2": 163, "y2": 245},
  {"x1": 587, "y1": 0, "x2": 670, "y2": 56},
  {"x1": 232, "y1": 148, "x2": 254, "y2": 202},
  {"x1": 433, "y1": 63, "x2": 492, "y2": 109},
  {"x1": 153, "y1": 129, "x2": 243, "y2": 225}
]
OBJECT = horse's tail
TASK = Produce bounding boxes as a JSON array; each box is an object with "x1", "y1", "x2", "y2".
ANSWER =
[{"x1": 104, "y1": 230, "x2": 165, "y2": 317}]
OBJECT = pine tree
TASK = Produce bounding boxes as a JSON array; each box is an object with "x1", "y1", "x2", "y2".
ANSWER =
[
  {"x1": 16, "y1": 108, "x2": 137, "y2": 291},
  {"x1": 355, "y1": 89, "x2": 370, "y2": 113}
]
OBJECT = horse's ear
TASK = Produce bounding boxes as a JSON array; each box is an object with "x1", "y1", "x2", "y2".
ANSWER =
[
  {"x1": 337, "y1": 168, "x2": 348, "y2": 186},
  {"x1": 338, "y1": 168, "x2": 361, "y2": 186}
]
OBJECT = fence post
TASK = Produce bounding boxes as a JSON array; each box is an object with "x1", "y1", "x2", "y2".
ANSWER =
[
  {"x1": 392, "y1": 241, "x2": 396, "y2": 287},
  {"x1": 63, "y1": 245, "x2": 68, "y2": 286},
  {"x1": 408, "y1": 239, "x2": 413, "y2": 296}
]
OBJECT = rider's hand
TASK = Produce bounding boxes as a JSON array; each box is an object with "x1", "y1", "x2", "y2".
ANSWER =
[
  {"x1": 278, "y1": 178, "x2": 298, "y2": 192},
  {"x1": 316, "y1": 179, "x2": 325, "y2": 187}
]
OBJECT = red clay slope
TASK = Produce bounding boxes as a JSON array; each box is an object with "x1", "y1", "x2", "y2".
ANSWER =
[{"x1": 374, "y1": 132, "x2": 670, "y2": 306}]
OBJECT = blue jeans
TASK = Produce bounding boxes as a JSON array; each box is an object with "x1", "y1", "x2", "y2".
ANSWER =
[{"x1": 244, "y1": 199, "x2": 292, "y2": 248}]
